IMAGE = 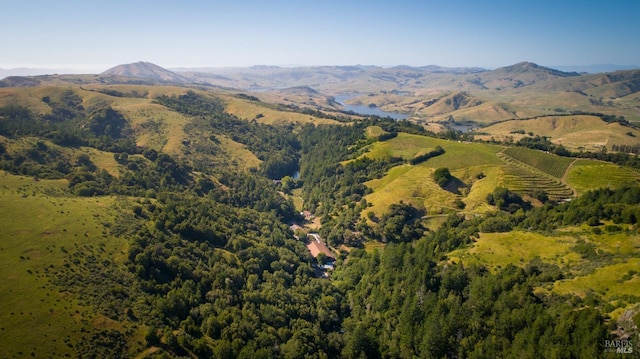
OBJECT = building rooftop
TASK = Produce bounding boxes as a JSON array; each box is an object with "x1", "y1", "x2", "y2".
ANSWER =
[{"x1": 306, "y1": 239, "x2": 335, "y2": 260}]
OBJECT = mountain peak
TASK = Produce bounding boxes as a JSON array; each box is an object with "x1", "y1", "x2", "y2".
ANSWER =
[
  {"x1": 101, "y1": 62, "x2": 188, "y2": 83},
  {"x1": 500, "y1": 61, "x2": 580, "y2": 77}
]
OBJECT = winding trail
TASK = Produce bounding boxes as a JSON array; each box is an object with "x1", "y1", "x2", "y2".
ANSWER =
[{"x1": 561, "y1": 158, "x2": 579, "y2": 197}]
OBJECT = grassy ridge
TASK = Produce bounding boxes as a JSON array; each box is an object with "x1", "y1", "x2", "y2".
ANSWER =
[
  {"x1": 364, "y1": 133, "x2": 440, "y2": 161},
  {"x1": 365, "y1": 164, "x2": 457, "y2": 215},
  {"x1": 363, "y1": 132, "x2": 504, "y2": 168},
  {"x1": 223, "y1": 95, "x2": 338, "y2": 125},
  {"x1": 417, "y1": 139, "x2": 504, "y2": 170},
  {"x1": 365, "y1": 125, "x2": 387, "y2": 138}
]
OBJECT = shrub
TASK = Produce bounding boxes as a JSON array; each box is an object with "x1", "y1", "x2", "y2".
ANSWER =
[
  {"x1": 433, "y1": 167, "x2": 452, "y2": 187},
  {"x1": 604, "y1": 224, "x2": 622, "y2": 232},
  {"x1": 486, "y1": 187, "x2": 531, "y2": 213},
  {"x1": 587, "y1": 216, "x2": 601, "y2": 226},
  {"x1": 410, "y1": 146, "x2": 444, "y2": 165}
]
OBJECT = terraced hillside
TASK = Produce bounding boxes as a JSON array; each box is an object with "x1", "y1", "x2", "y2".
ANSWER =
[
  {"x1": 501, "y1": 147, "x2": 575, "y2": 178},
  {"x1": 498, "y1": 154, "x2": 574, "y2": 201}
]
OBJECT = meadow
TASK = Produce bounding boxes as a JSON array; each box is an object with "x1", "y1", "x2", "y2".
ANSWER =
[
  {"x1": 448, "y1": 230, "x2": 578, "y2": 271},
  {"x1": 553, "y1": 258, "x2": 640, "y2": 301},
  {"x1": 0, "y1": 171, "x2": 144, "y2": 358},
  {"x1": 565, "y1": 160, "x2": 640, "y2": 195}
]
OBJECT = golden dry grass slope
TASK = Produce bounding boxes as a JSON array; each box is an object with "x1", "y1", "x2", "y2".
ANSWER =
[
  {"x1": 175, "y1": 62, "x2": 640, "y2": 124},
  {"x1": 0, "y1": 83, "x2": 347, "y2": 174},
  {"x1": 479, "y1": 115, "x2": 640, "y2": 151}
]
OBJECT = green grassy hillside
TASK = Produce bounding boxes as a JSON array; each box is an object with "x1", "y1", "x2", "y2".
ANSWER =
[
  {"x1": 0, "y1": 171, "x2": 145, "y2": 358},
  {"x1": 360, "y1": 129, "x2": 640, "y2": 217},
  {"x1": 501, "y1": 147, "x2": 575, "y2": 178},
  {"x1": 361, "y1": 133, "x2": 503, "y2": 215},
  {"x1": 566, "y1": 160, "x2": 640, "y2": 195}
]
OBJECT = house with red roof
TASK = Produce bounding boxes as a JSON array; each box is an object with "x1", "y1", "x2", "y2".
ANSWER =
[{"x1": 306, "y1": 233, "x2": 335, "y2": 261}]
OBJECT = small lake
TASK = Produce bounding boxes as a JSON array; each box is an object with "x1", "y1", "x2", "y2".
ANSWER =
[
  {"x1": 447, "y1": 123, "x2": 476, "y2": 132},
  {"x1": 334, "y1": 94, "x2": 408, "y2": 120}
]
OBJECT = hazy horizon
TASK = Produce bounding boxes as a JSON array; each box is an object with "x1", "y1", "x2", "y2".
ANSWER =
[
  {"x1": 1, "y1": 62, "x2": 639, "y2": 80},
  {"x1": 1, "y1": 0, "x2": 639, "y2": 72}
]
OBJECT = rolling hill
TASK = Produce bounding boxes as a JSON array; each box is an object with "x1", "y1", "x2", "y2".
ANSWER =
[
  {"x1": 479, "y1": 115, "x2": 640, "y2": 151},
  {"x1": 176, "y1": 62, "x2": 640, "y2": 124},
  {"x1": 0, "y1": 62, "x2": 191, "y2": 88},
  {"x1": 2, "y1": 60, "x2": 640, "y2": 126},
  {"x1": 101, "y1": 61, "x2": 189, "y2": 83},
  {"x1": 1, "y1": 64, "x2": 640, "y2": 357}
]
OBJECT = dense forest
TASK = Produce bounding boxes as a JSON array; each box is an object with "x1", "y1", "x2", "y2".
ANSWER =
[{"x1": 1, "y1": 87, "x2": 639, "y2": 357}]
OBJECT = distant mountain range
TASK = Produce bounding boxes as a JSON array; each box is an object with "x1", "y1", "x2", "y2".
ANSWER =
[
  {"x1": 553, "y1": 64, "x2": 640, "y2": 73},
  {"x1": 170, "y1": 61, "x2": 640, "y2": 95},
  {"x1": 2, "y1": 62, "x2": 639, "y2": 81},
  {"x1": 0, "y1": 67, "x2": 94, "y2": 79},
  {"x1": 3, "y1": 60, "x2": 639, "y2": 98},
  {"x1": 2, "y1": 60, "x2": 639, "y2": 123}
]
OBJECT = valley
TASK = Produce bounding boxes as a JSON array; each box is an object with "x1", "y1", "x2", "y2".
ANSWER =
[{"x1": 0, "y1": 62, "x2": 640, "y2": 357}]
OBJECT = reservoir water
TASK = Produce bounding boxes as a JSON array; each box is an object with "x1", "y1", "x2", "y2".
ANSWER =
[
  {"x1": 334, "y1": 95, "x2": 408, "y2": 120},
  {"x1": 447, "y1": 123, "x2": 476, "y2": 132},
  {"x1": 334, "y1": 94, "x2": 479, "y2": 132}
]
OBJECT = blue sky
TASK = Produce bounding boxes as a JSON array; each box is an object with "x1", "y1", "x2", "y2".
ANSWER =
[{"x1": 1, "y1": 0, "x2": 639, "y2": 71}]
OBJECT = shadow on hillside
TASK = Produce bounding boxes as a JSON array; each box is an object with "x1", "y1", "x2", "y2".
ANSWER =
[{"x1": 442, "y1": 177, "x2": 467, "y2": 195}]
